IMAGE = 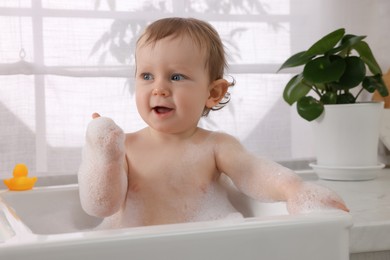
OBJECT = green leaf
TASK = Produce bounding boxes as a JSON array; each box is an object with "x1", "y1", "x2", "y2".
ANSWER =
[
  {"x1": 320, "y1": 92, "x2": 337, "y2": 104},
  {"x1": 337, "y1": 93, "x2": 356, "y2": 104},
  {"x1": 363, "y1": 75, "x2": 389, "y2": 96},
  {"x1": 330, "y1": 35, "x2": 366, "y2": 54},
  {"x1": 297, "y1": 96, "x2": 324, "y2": 121},
  {"x1": 341, "y1": 34, "x2": 358, "y2": 44},
  {"x1": 283, "y1": 74, "x2": 311, "y2": 105},
  {"x1": 305, "y1": 28, "x2": 345, "y2": 56},
  {"x1": 337, "y1": 56, "x2": 366, "y2": 88},
  {"x1": 303, "y1": 56, "x2": 346, "y2": 83},
  {"x1": 353, "y1": 41, "x2": 382, "y2": 75},
  {"x1": 278, "y1": 51, "x2": 312, "y2": 71}
]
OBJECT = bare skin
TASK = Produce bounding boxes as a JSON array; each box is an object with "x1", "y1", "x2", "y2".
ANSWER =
[
  {"x1": 78, "y1": 34, "x2": 348, "y2": 229},
  {"x1": 80, "y1": 113, "x2": 348, "y2": 228}
]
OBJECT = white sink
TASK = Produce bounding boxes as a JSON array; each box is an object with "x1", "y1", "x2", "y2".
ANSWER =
[{"x1": 0, "y1": 179, "x2": 352, "y2": 260}]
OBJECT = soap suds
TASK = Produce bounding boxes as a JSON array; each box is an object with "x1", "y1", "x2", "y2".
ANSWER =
[
  {"x1": 286, "y1": 182, "x2": 346, "y2": 214},
  {"x1": 78, "y1": 116, "x2": 127, "y2": 218},
  {"x1": 94, "y1": 182, "x2": 243, "y2": 230},
  {"x1": 84, "y1": 116, "x2": 125, "y2": 159},
  {"x1": 187, "y1": 183, "x2": 243, "y2": 223}
]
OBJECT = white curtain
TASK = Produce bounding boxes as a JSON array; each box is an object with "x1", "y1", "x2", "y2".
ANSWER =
[{"x1": 0, "y1": 0, "x2": 389, "y2": 177}]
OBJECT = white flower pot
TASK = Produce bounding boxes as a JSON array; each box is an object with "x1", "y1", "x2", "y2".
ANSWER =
[{"x1": 310, "y1": 102, "x2": 385, "y2": 180}]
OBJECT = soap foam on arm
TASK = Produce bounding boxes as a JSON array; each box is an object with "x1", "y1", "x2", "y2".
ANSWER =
[
  {"x1": 78, "y1": 116, "x2": 128, "y2": 218},
  {"x1": 213, "y1": 132, "x2": 301, "y2": 202},
  {"x1": 213, "y1": 132, "x2": 348, "y2": 214}
]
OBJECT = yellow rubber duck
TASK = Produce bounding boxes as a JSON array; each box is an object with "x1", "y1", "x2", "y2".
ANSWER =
[{"x1": 3, "y1": 164, "x2": 37, "y2": 191}]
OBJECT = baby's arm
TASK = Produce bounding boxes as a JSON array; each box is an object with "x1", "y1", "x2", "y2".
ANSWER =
[
  {"x1": 78, "y1": 113, "x2": 128, "y2": 217},
  {"x1": 214, "y1": 133, "x2": 348, "y2": 214}
]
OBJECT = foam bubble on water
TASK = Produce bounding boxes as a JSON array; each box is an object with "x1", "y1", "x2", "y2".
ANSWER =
[
  {"x1": 97, "y1": 198, "x2": 143, "y2": 230},
  {"x1": 95, "y1": 183, "x2": 244, "y2": 230},
  {"x1": 187, "y1": 182, "x2": 243, "y2": 223}
]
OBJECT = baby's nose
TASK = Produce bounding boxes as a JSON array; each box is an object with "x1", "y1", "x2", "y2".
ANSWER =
[{"x1": 152, "y1": 88, "x2": 170, "y2": 97}]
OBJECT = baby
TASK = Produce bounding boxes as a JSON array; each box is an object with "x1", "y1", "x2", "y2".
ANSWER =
[{"x1": 78, "y1": 17, "x2": 348, "y2": 229}]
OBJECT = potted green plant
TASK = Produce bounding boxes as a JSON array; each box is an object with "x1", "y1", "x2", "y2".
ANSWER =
[
  {"x1": 279, "y1": 28, "x2": 388, "y2": 121},
  {"x1": 279, "y1": 28, "x2": 389, "y2": 180}
]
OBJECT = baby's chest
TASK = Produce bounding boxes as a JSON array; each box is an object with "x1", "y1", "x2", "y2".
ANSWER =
[{"x1": 128, "y1": 154, "x2": 217, "y2": 194}]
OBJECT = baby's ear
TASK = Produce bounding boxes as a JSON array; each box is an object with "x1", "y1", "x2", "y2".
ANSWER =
[{"x1": 206, "y1": 79, "x2": 229, "y2": 108}]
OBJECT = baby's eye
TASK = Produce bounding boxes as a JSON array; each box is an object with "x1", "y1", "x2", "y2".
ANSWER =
[
  {"x1": 171, "y1": 74, "x2": 186, "y2": 81},
  {"x1": 142, "y1": 73, "x2": 153, "y2": 80}
]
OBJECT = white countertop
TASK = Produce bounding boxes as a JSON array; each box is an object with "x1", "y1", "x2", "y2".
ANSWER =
[
  {"x1": 306, "y1": 168, "x2": 390, "y2": 253},
  {"x1": 1, "y1": 169, "x2": 389, "y2": 254}
]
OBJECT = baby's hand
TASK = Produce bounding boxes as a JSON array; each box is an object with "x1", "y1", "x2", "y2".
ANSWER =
[
  {"x1": 92, "y1": 112, "x2": 101, "y2": 119},
  {"x1": 85, "y1": 112, "x2": 125, "y2": 160},
  {"x1": 286, "y1": 182, "x2": 349, "y2": 214}
]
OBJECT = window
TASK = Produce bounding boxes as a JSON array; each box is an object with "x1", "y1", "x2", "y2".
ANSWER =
[{"x1": 0, "y1": 0, "x2": 389, "y2": 176}]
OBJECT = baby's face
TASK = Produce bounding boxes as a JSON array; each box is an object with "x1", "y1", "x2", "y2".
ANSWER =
[{"x1": 135, "y1": 35, "x2": 211, "y2": 136}]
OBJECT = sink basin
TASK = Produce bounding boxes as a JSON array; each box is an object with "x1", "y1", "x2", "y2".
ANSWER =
[{"x1": 0, "y1": 179, "x2": 352, "y2": 260}]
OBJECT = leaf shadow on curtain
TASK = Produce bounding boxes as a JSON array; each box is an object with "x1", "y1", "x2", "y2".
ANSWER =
[{"x1": 0, "y1": 101, "x2": 82, "y2": 178}]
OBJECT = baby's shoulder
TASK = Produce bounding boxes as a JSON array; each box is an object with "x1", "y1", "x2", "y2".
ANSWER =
[
  {"x1": 124, "y1": 128, "x2": 148, "y2": 143},
  {"x1": 200, "y1": 129, "x2": 240, "y2": 146}
]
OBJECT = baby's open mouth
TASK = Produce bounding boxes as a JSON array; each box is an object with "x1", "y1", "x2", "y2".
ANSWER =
[{"x1": 153, "y1": 106, "x2": 173, "y2": 114}]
